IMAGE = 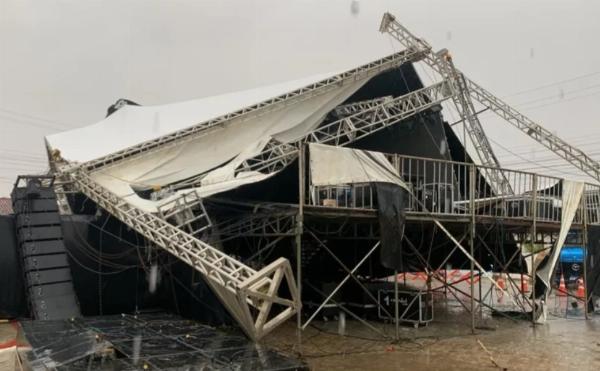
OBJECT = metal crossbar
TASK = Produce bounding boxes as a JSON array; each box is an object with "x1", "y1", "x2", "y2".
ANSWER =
[{"x1": 216, "y1": 213, "x2": 296, "y2": 240}]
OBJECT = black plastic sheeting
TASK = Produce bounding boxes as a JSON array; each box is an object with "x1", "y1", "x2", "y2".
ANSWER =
[
  {"x1": 586, "y1": 225, "x2": 600, "y2": 312},
  {"x1": 19, "y1": 313, "x2": 307, "y2": 370},
  {"x1": 0, "y1": 215, "x2": 26, "y2": 318},
  {"x1": 375, "y1": 183, "x2": 406, "y2": 271}
]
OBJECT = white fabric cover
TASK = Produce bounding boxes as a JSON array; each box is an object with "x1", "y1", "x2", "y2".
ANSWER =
[
  {"x1": 536, "y1": 180, "x2": 585, "y2": 291},
  {"x1": 309, "y1": 143, "x2": 408, "y2": 189},
  {"x1": 51, "y1": 72, "x2": 372, "y2": 213},
  {"x1": 46, "y1": 71, "x2": 340, "y2": 164}
]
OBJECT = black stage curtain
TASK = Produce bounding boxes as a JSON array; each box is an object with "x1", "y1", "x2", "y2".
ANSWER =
[
  {"x1": 0, "y1": 215, "x2": 26, "y2": 318},
  {"x1": 586, "y1": 225, "x2": 600, "y2": 312},
  {"x1": 375, "y1": 182, "x2": 406, "y2": 271}
]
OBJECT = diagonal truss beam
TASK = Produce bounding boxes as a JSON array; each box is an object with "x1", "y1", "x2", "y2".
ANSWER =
[
  {"x1": 380, "y1": 12, "x2": 600, "y2": 185},
  {"x1": 70, "y1": 48, "x2": 429, "y2": 174},
  {"x1": 69, "y1": 169, "x2": 299, "y2": 340},
  {"x1": 380, "y1": 12, "x2": 513, "y2": 195},
  {"x1": 334, "y1": 96, "x2": 393, "y2": 117},
  {"x1": 217, "y1": 212, "x2": 296, "y2": 241},
  {"x1": 234, "y1": 80, "x2": 454, "y2": 176},
  {"x1": 466, "y1": 79, "x2": 600, "y2": 182}
]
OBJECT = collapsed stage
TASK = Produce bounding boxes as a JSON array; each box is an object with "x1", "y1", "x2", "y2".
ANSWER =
[{"x1": 2, "y1": 11, "x2": 600, "y2": 369}]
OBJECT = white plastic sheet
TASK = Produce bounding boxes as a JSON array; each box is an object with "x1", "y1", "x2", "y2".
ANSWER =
[
  {"x1": 309, "y1": 143, "x2": 407, "y2": 189},
  {"x1": 55, "y1": 72, "x2": 372, "y2": 213},
  {"x1": 46, "y1": 71, "x2": 340, "y2": 164},
  {"x1": 536, "y1": 180, "x2": 585, "y2": 293}
]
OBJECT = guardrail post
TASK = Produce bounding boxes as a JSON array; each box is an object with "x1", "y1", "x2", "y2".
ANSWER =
[
  {"x1": 582, "y1": 188, "x2": 589, "y2": 319},
  {"x1": 469, "y1": 164, "x2": 476, "y2": 333},
  {"x1": 296, "y1": 144, "x2": 305, "y2": 352},
  {"x1": 531, "y1": 174, "x2": 537, "y2": 325}
]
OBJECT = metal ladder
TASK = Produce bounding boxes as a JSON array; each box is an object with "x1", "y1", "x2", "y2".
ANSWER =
[{"x1": 157, "y1": 190, "x2": 212, "y2": 240}]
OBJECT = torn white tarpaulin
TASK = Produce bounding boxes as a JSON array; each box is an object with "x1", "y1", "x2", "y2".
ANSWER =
[
  {"x1": 65, "y1": 72, "x2": 370, "y2": 213},
  {"x1": 46, "y1": 71, "x2": 342, "y2": 165},
  {"x1": 536, "y1": 180, "x2": 585, "y2": 297},
  {"x1": 90, "y1": 157, "x2": 273, "y2": 214},
  {"x1": 88, "y1": 139, "x2": 275, "y2": 213},
  {"x1": 309, "y1": 143, "x2": 408, "y2": 189},
  {"x1": 73, "y1": 75, "x2": 365, "y2": 188}
]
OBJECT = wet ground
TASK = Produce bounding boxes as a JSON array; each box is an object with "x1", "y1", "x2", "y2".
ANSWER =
[
  {"x1": 2, "y1": 314, "x2": 307, "y2": 370},
  {"x1": 265, "y1": 296, "x2": 600, "y2": 371},
  {"x1": 2, "y1": 295, "x2": 599, "y2": 370}
]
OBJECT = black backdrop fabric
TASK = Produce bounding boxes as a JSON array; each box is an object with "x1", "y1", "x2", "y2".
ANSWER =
[
  {"x1": 375, "y1": 183, "x2": 406, "y2": 271},
  {"x1": 586, "y1": 225, "x2": 600, "y2": 311},
  {"x1": 0, "y1": 215, "x2": 26, "y2": 318}
]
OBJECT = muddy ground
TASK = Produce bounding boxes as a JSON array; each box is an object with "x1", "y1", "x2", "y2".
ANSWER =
[{"x1": 265, "y1": 297, "x2": 600, "y2": 371}]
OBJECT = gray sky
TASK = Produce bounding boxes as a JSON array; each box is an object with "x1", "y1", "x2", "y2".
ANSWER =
[{"x1": 1, "y1": 0, "x2": 599, "y2": 196}]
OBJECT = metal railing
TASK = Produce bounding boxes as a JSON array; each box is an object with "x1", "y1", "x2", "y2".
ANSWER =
[{"x1": 309, "y1": 153, "x2": 600, "y2": 226}]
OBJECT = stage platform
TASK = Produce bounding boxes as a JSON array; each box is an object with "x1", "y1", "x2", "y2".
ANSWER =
[{"x1": 17, "y1": 312, "x2": 307, "y2": 370}]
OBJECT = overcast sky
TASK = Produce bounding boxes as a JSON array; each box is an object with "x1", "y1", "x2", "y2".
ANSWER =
[{"x1": 1, "y1": 0, "x2": 599, "y2": 196}]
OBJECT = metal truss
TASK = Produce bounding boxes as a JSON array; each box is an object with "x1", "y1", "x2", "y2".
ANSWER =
[
  {"x1": 68, "y1": 48, "x2": 428, "y2": 174},
  {"x1": 380, "y1": 12, "x2": 513, "y2": 195},
  {"x1": 447, "y1": 63, "x2": 514, "y2": 195},
  {"x1": 380, "y1": 12, "x2": 600, "y2": 184},
  {"x1": 216, "y1": 212, "x2": 297, "y2": 241},
  {"x1": 69, "y1": 169, "x2": 299, "y2": 340},
  {"x1": 334, "y1": 96, "x2": 393, "y2": 117},
  {"x1": 306, "y1": 219, "x2": 379, "y2": 240},
  {"x1": 234, "y1": 80, "x2": 454, "y2": 176},
  {"x1": 53, "y1": 177, "x2": 74, "y2": 215},
  {"x1": 157, "y1": 190, "x2": 212, "y2": 240},
  {"x1": 466, "y1": 79, "x2": 600, "y2": 182}
]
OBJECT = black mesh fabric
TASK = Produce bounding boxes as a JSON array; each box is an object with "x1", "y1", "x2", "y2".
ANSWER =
[
  {"x1": 586, "y1": 225, "x2": 600, "y2": 312},
  {"x1": 375, "y1": 182, "x2": 406, "y2": 271},
  {"x1": 0, "y1": 215, "x2": 26, "y2": 317}
]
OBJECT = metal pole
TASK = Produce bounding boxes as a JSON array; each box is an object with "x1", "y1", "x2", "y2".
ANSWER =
[
  {"x1": 478, "y1": 236, "x2": 483, "y2": 322},
  {"x1": 469, "y1": 164, "x2": 476, "y2": 333},
  {"x1": 302, "y1": 242, "x2": 381, "y2": 330},
  {"x1": 531, "y1": 174, "x2": 538, "y2": 325},
  {"x1": 582, "y1": 189, "x2": 589, "y2": 319},
  {"x1": 394, "y1": 270, "x2": 400, "y2": 340},
  {"x1": 305, "y1": 281, "x2": 390, "y2": 339},
  {"x1": 305, "y1": 229, "x2": 395, "y2": 319},
  {"x1": 296, "y1": 145, "x2": 305, "y2": 351},
  {"x1": 395, "y1": 153, "x2": 404, "y2": 336}
]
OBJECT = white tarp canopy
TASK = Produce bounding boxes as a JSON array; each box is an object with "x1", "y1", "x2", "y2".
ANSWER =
[
  {"x1": 536, "y1": 180, "x2": 585, "y2": 293},
  {"x1": 47, "y1": 71, "x2": 373, "y2": 213},
  {"x1": 309, "y1": 143, "x2": 408, "y2": 189},
  {"x1": 46, "y1": 71, "x2": 339, "y2": 164}
]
